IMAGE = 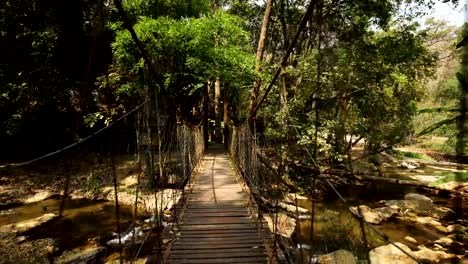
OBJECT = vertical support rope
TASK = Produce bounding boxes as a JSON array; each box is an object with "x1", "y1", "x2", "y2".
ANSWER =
[
  {"x1": 153, "y1": 71, "x2": 165, "y2": 262},
  {"x1": 110, "y1": 152, "x2": 122, "y2": 264}
]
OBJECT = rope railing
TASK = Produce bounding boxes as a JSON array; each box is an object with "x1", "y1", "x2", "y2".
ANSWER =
[
  {"x1": 2, "y1": 85, "x2": 205, "y2": 263},
  {"x1": 1, "y1": 100, "x2": 149, "y2": 168}
]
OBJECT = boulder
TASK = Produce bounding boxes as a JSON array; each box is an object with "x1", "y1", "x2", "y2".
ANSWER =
[
  {"x1": 318, "y1": 249, "x2": 356, "y2": 264},
  {"x1": 381, "y1": 199, "x2": 433, "y2": 216},
  {"x1": 350, "y1": 205, "x2": 383, "y2": 224},
  {"x1": 413, "y1": 246, "x2": 457, "y2": 263},
  {"x1": 369, "y1": 243, "x2": 417, "y2": 264},
  {"x1": 350, "y1": 206, "x2": 397, "y2": 225},
  {"x1": 447, "y1": 224, "x2": 465, "y2": 234},
  {"x1": 373, "y1": 207, "x2": 398, "y2": 219},
  {"x1": 286, "y1": 193, "x2": 309, "y2": 203},
  {"x1": 433, "y1": 236, "x2": 453, "y2": 247},
  {"x1": 0, "y1": 213, "x2": 57, "y2": 233},
  {"x1": 403, "y1": 236, "x2": 417, "y2": 244},
  {"x1": 433, "y1": 244, "x2": 445, "y2": 251},
  {"x1": 404, "y1": 193, "x2": 432, "y2": 203},
  {"x1": 415, "y1": 217, "x2": 447, "y2": 233},
  {"x1": 432, "y1": 207, "x2": 455, "y2": 220}
]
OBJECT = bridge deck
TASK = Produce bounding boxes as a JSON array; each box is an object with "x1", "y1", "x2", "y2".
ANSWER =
[{"x1": 166, "y1": 145, "x2": 272, "y2": 263}]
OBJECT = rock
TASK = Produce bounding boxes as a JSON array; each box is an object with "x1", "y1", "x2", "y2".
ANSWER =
[
  {"x1": 447, "y1": 224, "x2": 465, "y2": 233},
  {"x1": 433, "y1": 244, "x2": 445, "y2": 251},
  {"x1": 398, "y1": 161, "x2": 418, "y2": 170},
  {"x1": 415, "y1": 217, "x2": 447, "y2": 233},
  {"x1": 22, "y1": 191, "x2": 58, "y2": 204},
  {"x1": 403, "y1": 236, "x2": 418, "y2": 244},
  {"x1": 0, "y1": 213, "x2": 57, "y2": 233},
  {"x1": 413, "y1": 246, "x2": 457, "y2": 263},
  {"x1": 434, "y1": 236, "x2": 453, "y2": 247},
  {"x1": 349, "y1": 205, "x2": 397, "y2": 225},
  {"x1": 432, "y1": 206, "x2": 455, "y2": 220},
  {"x1": 382, "y1": 199, "x2": 433, "y2": 216},
  {"x1": 404, "y1": 193, "x2": 432, "y2": 203},
  {"x1": 286, "y1": 193, "x2": 309, "y2": 203},
  {"x1": 55, "y1": 246, "x2": 105, "y2": 264},
  {"x1": 437, "y1": 181, "x2": 463, "y2": 191},
  {"x1": 369, "y1": 243, "x2": 416, "y2": 264},
  {"x1": 263, "y1": 213, "x2": 296, "y2": 238},
  {"x1": 318, "y1": 249, "x2": 356, "y2": 264},
  {"x1": 373, "y1": 207, "x2": 398, "y2": 219},
  {"x1": 350, "y1": 205, "x2": 384, "y2": 224}
]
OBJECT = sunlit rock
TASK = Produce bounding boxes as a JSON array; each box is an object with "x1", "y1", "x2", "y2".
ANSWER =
[
  {"x1": 263, "y1": 213, "x2": 296, "y2": 238},
  {"x1": 349, "y1": 205, "x2": 396, "y2": 225},
  {"x1": 369, "y1": 243, "x2": 416, "y2": 264},
  {"x1": 447, "y1": 224, "x2": 465, "y2": 233},
  {"x1": 22, "y1": 191, "x2": 58, "y2": 204},
  {"x1": 0, "y1": 213, "x2": 57, "y2": 233},
  {"x1": 403, "y1": 236, "x2": 417, "y2": 244},
  {"x1": 381, "y1": 199, "x2": 433, "y2": 216},
  {"x1": 415, "y1": 217, "x2": 447, "y2": 233},
  {"x1": 317, "y1": 249, "x2": 356, "y2": 264},
  {"x1": 404, "y1": 193, "x2": 432, "y2": 203},
  {"x1": 433, "y1": 236, "x2": 453, "y2": 247},
  {"x1": 413, "y1": 246, "x2": 457, "y2": 263}
]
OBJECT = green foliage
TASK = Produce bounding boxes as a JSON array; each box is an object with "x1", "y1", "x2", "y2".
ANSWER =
[
  {"x1": 122, "y1": 0, "x2": 210, "y2": 20},
  {"x1": 391, "y1": 150, "x2": 434, "y2": 161},
  {"x1": 106, "y1": 10, "x2": 256, "y2": 121},
  {"x1": 430, "y1": 171, "x2": 468, "y2": 186}
]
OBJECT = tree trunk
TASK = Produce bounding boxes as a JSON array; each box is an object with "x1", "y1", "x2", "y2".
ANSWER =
[
  {"x1": 214, "y1": 76, "x2": 222, "y2": 143},
  {"x1": 456, "y1": 28, "x2": 468, "y2": 162},
  {"x1": 248, "y1": 0, "x2": 274, "y2": 126},
  {"x1": 203, "y1": 82, "x2": 209, "y2": 149},
  {"x1": 223, "y1": 87, "x2": 230, "y2": 149}
]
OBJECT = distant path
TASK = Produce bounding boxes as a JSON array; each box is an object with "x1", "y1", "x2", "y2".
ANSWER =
[{"x1": 166, "y1": 144, "x2": 271, "y2": 263}]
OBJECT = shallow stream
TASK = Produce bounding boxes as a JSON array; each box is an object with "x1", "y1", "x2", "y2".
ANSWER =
[
  {"x1": 0, "y1": 197, "x2": 134, "y2": 252},
  {"x1": 294, "y1": 166, "x2": 467, "y2": 262}
]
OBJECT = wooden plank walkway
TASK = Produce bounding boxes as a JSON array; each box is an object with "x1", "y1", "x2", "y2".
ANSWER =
[{"x1": 166, "y1": 145, "x2": 271, "y2": 264}]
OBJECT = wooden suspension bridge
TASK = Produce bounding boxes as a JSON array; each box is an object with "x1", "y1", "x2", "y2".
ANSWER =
[{"x1": 163, "y1": 144, "x2": 284, "y2": 264}]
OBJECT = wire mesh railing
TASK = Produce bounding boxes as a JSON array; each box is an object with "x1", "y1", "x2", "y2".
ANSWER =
[{"x1": 0, "y1": 97, "x2": 205, "y2": 263}]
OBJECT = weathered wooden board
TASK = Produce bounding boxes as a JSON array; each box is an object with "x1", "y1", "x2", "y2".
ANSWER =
[{"x1": 166, "y1": 146, "x2": 278, "y2": 264}]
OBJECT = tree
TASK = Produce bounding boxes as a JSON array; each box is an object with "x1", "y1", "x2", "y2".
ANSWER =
[
  {"x1": 105, "y1": 11, "x2": 255, "y2": 128},
  {"x1": 248, "y1": 0, "x2": 274, "y2": 131}
]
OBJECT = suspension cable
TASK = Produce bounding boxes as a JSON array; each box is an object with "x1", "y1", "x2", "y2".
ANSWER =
[{"x1": 2, "y1": 100, "x2": 149, "y2": 168}]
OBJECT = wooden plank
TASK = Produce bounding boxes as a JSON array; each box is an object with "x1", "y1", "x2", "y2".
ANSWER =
[
  {"x1": 167, "y1": 256, "x2": 267, "y2": 264},
  {"x1": 163, "y1": 147, "x2": 278, "y2": 264},
  {"x1": 181, "y1": 217, "x2": 253, "y2": 225},
  {"x1": 181, "y1": 224, "x2": 256, "y2": 230},
  {"x1": 175, "y1": 238, "x2": 262, "y2": 245},
  {"x1": 171, "y1": 243, "x2": 262, "y2": 250},
  {"x1": 169, "y1": 250, "x2": 265, "y2": 259},
  {"x1": 184, "y1": 208, "x2": 248, "y2": 213},
  {"x1": 188, "y1": 203, "x2": 247, "y2": 207},
  {"x1": 170, "y1": 248, "x2": 265, "y2": 254},
  {"x1": 184, "y1": 212, "x2": 250, "y2": 217},
  {"x1": 180, "y1": 233, "x2": 261, "y2": 239}
]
